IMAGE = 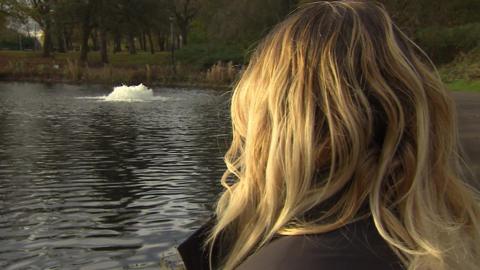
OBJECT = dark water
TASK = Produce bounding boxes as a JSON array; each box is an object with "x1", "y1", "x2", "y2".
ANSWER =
[{"x1": 0, "y1": 82, "x2": 231, "y2": 269}]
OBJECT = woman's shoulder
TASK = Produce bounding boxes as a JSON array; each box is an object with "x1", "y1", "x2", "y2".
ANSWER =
[{"x1": 236, "y1": 217, "x2": 404, "y2": 270}]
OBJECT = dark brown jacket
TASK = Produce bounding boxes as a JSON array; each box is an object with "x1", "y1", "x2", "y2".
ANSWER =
[{"x1": 177, "y1": 216, "x2": 404, "y2": 270}]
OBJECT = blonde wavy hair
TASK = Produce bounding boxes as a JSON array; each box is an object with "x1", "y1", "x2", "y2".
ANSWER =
[{"x1": 206, "y1": 1, "x2": 480, "y2": 269}]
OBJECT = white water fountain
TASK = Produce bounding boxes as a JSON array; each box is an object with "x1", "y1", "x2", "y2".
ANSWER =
[{"x1": 104, "y1": 83, "x2": 155, "y2": 101}]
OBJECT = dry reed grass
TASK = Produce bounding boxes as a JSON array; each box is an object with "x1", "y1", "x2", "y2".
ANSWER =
[{"x1": 205, "y1": 61, "x2": 238, "y2": 83}]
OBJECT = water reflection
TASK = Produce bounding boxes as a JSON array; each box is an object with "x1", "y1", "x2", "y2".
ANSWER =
[{"x1": 0, "y1": 82, "x2": 230, "y2": 269}]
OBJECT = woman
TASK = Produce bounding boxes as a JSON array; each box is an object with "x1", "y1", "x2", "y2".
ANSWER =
[{"x1": 178, "y1": 1, "x2": 480, "y2": 269}]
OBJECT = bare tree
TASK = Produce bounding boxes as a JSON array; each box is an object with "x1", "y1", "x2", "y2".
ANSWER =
[{"x1": 170, "y1": 0, "x2": 201, "y2": 46}]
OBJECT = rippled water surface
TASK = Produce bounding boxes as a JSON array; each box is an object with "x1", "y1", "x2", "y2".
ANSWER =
[{"x1": 0, "y1": 82, "x2": 231, "y2": 269}]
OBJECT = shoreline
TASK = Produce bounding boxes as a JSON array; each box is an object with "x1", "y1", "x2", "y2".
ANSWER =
[
  {"x1": 0, "y1": 51, "x2": 238, "y2": 92},
  {"x1": 1, "y1": 50, "x2": 479, "y2": 92},
  {"x1": 0, "y1": 76, "x2": 233, "y2": 91},
  {"x1": 1, "y1": 76, "x2": 478, "y2": 93}
]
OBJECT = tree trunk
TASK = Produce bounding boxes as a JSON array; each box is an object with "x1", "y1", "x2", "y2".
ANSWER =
[
  {"x1": 91, "y1": 29, "x2": 99, "y2": 51},
  {"x1": 67, "y1": 38, "x2": 73, "y2": 51},
  {"x1": 79, "y1": 0, "x2": 96, "y2": 62},
  {"x1": 176, "y1": 34, "x2": 181, "y2": 49},
  {"x1": 157, "y1": 33, "x2": 166, "y2": 51},
  {"x1": 64, "y1": 27, "x2": 72, "y2": 51},
  {"x1": 127, "y1": 33, "x2": 136, "y2": 54},
  {"x1": 57, "y1": 28, "x2": 66, "y2": 53},
  {"x1": 18, "y1": 34, "x2": 23, "y2": 50},
  {"x1": 147, "y1": 31, "x2": 155, "y2": 54},
  {"x1": 113, "y1": 32, "x2": 122, "y2": 53},
  {"x1": 100, "y1": 28, "x2": 108, "y2": 64},
  {"x1": 80, "y1": 21, "x2": 91, "y2": 63},
  {"x1": 139, "y1": 32, "x2": 146, "y2": 51},
  {"x1": 42, "y1": 19, "x2": 52, "y2": 57},
  {"x1": 180, "y1": 26, "x2": 188, "y2": 46}
]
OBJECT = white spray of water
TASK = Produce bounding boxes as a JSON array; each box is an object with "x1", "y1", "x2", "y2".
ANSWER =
[
  {"x1": 75, "y1": 84, "x2": 173, "y2": 102},
  {"x1": 104, "y1": 83, "x2": 156, "y2": 101}
]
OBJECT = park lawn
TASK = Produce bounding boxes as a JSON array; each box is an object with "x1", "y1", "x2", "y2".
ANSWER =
[{"x1": 446, "y1": 79, "x2": 480, "y2": 92}]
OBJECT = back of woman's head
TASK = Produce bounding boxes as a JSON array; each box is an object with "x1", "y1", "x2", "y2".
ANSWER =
[{"x1": 207, "y1": 1, "x2": 480, "y2": 269}]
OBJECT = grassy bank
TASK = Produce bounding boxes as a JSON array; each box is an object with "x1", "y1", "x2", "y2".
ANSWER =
[
  {"x1": 445, "y1": 80, "x2": 480, "y2": 92},
  {"x1": 1, "y1": 49, "x2": 479, "y2": 92}
]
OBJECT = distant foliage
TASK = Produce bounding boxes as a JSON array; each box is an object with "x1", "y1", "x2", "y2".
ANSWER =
[{"x1": 0, "y1": 28, "x2": 35, "y2": 50}]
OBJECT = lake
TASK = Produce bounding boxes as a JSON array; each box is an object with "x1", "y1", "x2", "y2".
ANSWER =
[
  {"x1": 1, "y1": 82, "x2": 478, "y2": 270},
  {"x1": 0, "y1": 82, "x2": 231, "y2": 269}
]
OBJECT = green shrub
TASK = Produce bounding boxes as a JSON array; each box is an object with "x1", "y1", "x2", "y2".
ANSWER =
[
  {"x1": 415, "y1": 23, "x2": 480, "y2": 64},
  {"x1": 176, "y1": 42, "x2": 248, "y2": 68}
]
